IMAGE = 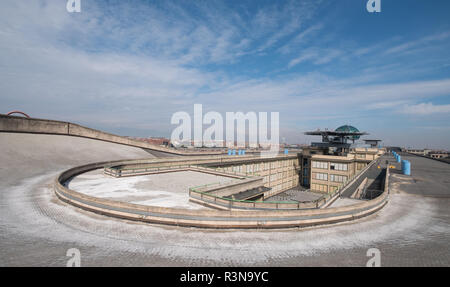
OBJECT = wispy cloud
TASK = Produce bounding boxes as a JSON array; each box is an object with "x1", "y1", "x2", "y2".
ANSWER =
[
  {"x1": 288, "y1": 50, "x2": 318, "y2": 67},
  {"x1": 279, "y1": 23, "x2": 324, "y2": 54},
  {"x1": 288, "y1": 48, "x2": 342, "y2": 68},
  {"x1": 384, "y1": 32, "x2": 450, "y2": 55},
  {"x1": 400, "y1": 102, "x2": 450, "y2": 115},
  {"x1": 1, "y1": 0, "x2": 450, "y2": 148}
]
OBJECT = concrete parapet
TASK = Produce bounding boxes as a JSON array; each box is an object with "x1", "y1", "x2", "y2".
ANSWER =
[
  {"x1": 194, "y1": 177, "x2": 263, "y2": 198},
  {"x1": 351, "y1": 177, "x2": 368, "y2": 199},
  {"x1": 0, "y1": 114, "x2": 69, "y2": 134},
  {"x1": 0, "y1": 114, "x2": 221, "y2": 156},
  {"x1": 54, "y1": 159, "x2": 390, "y2": 229}
]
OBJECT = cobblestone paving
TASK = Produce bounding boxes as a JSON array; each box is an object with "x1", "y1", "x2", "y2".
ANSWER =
[{"x1": 1, "y1": 134, "x2": 449, "y2": 266}]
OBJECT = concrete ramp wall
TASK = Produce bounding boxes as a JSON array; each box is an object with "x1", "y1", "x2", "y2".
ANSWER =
[
  {"x1": 0, "y1": 114, "x2": 221, "y2": 156},
  {"x1": 54, "y1": 159, "x2": 390, "y2": 229}
]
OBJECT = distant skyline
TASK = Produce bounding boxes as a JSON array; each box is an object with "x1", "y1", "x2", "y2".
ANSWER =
[{"x1": 1, "y1": 0, "x2": 449, "y2": 149}]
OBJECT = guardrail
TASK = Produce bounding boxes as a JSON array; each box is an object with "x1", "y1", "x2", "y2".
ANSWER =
[
  {"x1": 54, "y1": 158, "x2": 390, "y2": 229},
  {"x1": 319, "y1": 158, "x2": 379, "y2": 208},
  {"x1": 103, "y1": 156, "x2": 380, "y2": 211}
]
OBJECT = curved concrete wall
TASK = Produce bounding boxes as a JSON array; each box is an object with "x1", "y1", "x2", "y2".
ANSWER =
[
  {"x1": 0, "y1": 114, "x2": 222, "y2": 156},
  {"x1": 54, "y1": 159, "x2": 390, "y2": 229}
]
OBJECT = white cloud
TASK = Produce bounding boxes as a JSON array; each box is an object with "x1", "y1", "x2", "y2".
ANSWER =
[
  {"x1": 384, "y1": 32, "x2": 450, "y2": 55},
  {"x1": 279, "y1": 23, "x2": 324, "y2": 54},
  {"x1": 400, "y1": 102, "x2": 450, "y2": 115},
  {"x1": 288, "y1": 48, "x2": 342, "y2": 68},
  {"x1": 288, "y1": 50, "x2": 318, "y2": 67},
  {"x1": 1, "y1": 0, "x2": 450, "y2": 149}
]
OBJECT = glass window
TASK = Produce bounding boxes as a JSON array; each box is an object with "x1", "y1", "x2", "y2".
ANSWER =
[
  {"x1": 314, "y1": 172, "x2": 328, "y2": 181},
  {"x1": 330, "y1": 162, "x2": 348, "y2": 171}
]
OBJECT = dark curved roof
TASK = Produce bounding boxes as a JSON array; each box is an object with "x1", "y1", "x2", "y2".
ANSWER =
[{"x1": 335, "y1": 125, "x2": 360, "y2": 140}]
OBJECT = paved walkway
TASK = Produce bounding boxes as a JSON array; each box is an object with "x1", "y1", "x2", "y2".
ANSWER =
[
  {"x1": 1, "y1": 133, "x2": 449, "y2": 266},
  {"x1": 341, "y1": 156, "x2": 385, "y2": 198}
]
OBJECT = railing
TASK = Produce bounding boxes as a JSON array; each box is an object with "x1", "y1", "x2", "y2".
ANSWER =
[
  {"x1": 318, "y1": 158, "x2": 380, "y2": 208},
  {"x1": 104, "y1": 164, "x2": 193, "y2": 177},
  {"x1": 189, "y1": 187, "x2": 314, "y2": 210},
  {"x1": 104, "y1": 164, "x2": 252, "y2": 179},
  {"x1": 104, "y1": 156, "x2": 380, "y2": 211},
  {"x1": 54, "y1": 157, "x2": 390, "y2": 228}
]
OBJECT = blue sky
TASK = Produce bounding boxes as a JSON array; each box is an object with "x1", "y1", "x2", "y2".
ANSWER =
[{"x1": 1, "y1": 0, "x2": 450, "y2": 148}]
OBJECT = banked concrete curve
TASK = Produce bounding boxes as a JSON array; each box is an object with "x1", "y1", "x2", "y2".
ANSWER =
[
  {"x1": 0, "y1": 114, "x2": 222, "y2": 156},
  {"x1": 54, "y1": 159, "x2": 390, "y2": 229}
]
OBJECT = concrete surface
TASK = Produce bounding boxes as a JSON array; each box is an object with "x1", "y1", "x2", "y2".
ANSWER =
[
  {"x1": 0, "y1": 133, "x2": 449, "y2": 266},
  {"x1": 341, "y1": 159, "x2": 384, "y2": 198},
  {"x1": 266, "y1": 189, "x2": 323, "y2": 202},
  {"x1": 329, "y1": 197, "x2": 362, "y2": 208},
  {"x1": 68, "y1": 170, "x2": 232, "y2": 210}
]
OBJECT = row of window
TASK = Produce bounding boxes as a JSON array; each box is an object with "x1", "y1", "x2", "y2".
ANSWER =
[
  {"x1": 312, "y1": 161, "x2": 348, "y2": 171},
  {"x1": 311, "y1": 184, "x2": 342, "y2": 193},
  {"x1": 311, "y1": 183, "x2": 328, "y2": 192},
  {"x1": 313, "y1": 172, "x2": 348, "y2": 183},
  {"x1": 222, "y1": 160, "x2": 296, "y2": 174},
  {"x1": 312, "y1": 161, "x2": 328, "y2": 169},
  {"x1": 313, "y1": 172, "x2": 328, "y2": 181},
  {"x1": 330, "y1": 174, "x2": 347, "y2": 183},
  {"x1": 330, "y1": 162, "x2": 348, "y2": 171},
  {"x1": 329, "y1": 185, "x2": 339, "y2": 193}
]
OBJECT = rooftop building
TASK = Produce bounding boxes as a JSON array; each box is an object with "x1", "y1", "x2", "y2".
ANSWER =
[{"x1": 299, "y1": 126, "x2": 383, "y2": 193}]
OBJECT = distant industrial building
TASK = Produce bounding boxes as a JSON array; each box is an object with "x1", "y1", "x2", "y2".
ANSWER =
[
  {"x1": 402, "y1": 148, "x2": 448, "y2": 159},
  {"x1": 364, "y1": 139, "x2": 382, "y2": 148},
  {"x1": 130, "y1": 137, "x2": 170, "y2": 146}
]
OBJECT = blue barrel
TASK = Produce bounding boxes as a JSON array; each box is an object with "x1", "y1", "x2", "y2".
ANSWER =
[
  {"x1": 232, "y1": 149, "x2": 236, "y2": 155},
  {"x1": 284, "y1": 149, "x2": 289, "y2": 155},
  {"x1": 397, "y1": 155, "x2": 401, "y2": 163},
  {"x1": 242, "y1": 150, "x2": 246, "y2": 155},
  {"x1": 402, "y1": 160, "x2": 411, "y2": 175},
  {"x1": 228, "y1": 149, "x2": 232, "y2": 156}
]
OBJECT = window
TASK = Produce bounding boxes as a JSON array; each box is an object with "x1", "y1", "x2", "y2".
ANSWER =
[
  {"x1": 313, "y1": 172, "x2": 328, "y2": 181},
  {"x1": 330, "y1": 162, "x2": 348, "y2": 171},
  {"x1": 311, "y1": 183, "x2": 328, "y2": 192},
  {"x1": 312, "y1": 161, "x2": 328, "y2": 169},
  {"x1": 330, "y1": 174, "x2": 347, "y2": 183}
]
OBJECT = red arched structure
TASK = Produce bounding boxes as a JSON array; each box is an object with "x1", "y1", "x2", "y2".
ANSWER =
[{"x1": 6, "y1": 110, "x2": 30, "y2": 118}]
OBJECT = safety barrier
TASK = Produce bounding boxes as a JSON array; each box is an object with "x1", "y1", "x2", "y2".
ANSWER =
[
  {"x1": 0, "y1": 114, "x2": 220, "y2": 155},
  {"x1": 54, "y1": 159, "x2": 390, "y2": 228},
  {"x1": 103, "y1": 156, "x2": 379, "y2": 211}
]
